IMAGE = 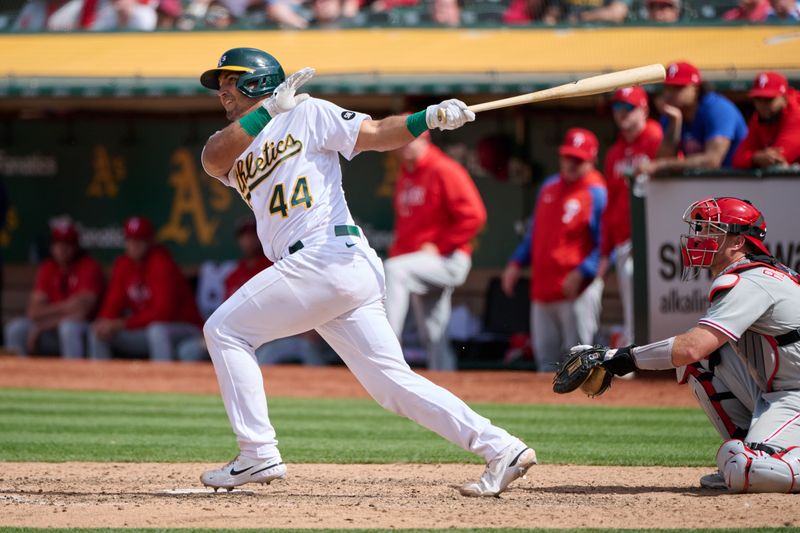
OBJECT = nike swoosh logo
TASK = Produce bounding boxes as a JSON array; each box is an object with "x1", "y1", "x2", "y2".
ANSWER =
[
  {"x1": 508, "y1": 448, "x2": 530, "y2": 467},
  {"x1": 251, "y1": 461, "x2": 284, "y2": 475},
  {"x1": 229, "y1": 465, "x2": 255, "y2": 476},
  {"x1": 346, "y1": 242, "x2": 356, "y2": 248}
]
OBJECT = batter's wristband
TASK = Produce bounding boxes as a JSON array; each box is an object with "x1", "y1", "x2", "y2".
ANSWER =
[
  {"x1": 239, "y1": 107, "x2": 271, "y2": 137},
  {"x1": 405, "y1": 111, "x2": 428, "y2": 138}
]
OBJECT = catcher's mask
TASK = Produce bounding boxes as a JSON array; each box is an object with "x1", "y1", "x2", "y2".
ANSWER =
[
  {"x1": 680, "y1": 197, "x2": 768, "y2": 281},
  {"x1": 200, "y1": 47, "x2": 285, "y2": 98}
]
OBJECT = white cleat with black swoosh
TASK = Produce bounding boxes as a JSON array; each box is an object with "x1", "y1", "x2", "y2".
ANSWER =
[
  {"x1": 201, "y1": 455, "x2": 287, "y2": 491},
  {"x1": 459, "y1": 442, "x2": 537, "y2": 497}
]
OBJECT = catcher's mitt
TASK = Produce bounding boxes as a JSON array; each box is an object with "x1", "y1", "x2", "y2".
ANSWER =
[{"x1": 552, "y1": 345, "x2": 613, "y2": 397}]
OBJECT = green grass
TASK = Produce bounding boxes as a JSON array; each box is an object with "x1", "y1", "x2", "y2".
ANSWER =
[{"x1": 0, "y1": 388, "x2": 719, "y2": 466}]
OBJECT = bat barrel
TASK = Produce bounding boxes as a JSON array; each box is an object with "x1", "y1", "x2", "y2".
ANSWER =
[{"x1": 436, "y1": 63, "x2": 666, "y2": 121}]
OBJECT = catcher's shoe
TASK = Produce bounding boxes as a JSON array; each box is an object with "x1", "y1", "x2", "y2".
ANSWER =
[
  {"x1": 459, "y1": 443, "x2": 537, "y2": 497},
  {"x1": 699, "y1": 471, "x2": 727, "y2": 490},
  {"x1": 200, "y1": 455, "x2": 286, "y2": 491}
]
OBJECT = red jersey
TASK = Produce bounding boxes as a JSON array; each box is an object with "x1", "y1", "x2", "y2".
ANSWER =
[
  {"x1": 601, "y1": 119, "x2": 663, "y2": 256},
  {"x1": 732, "y1": 91, "x2": 800, "y2": 169},
  {"x1": 722, "y1": 0, "x2": 769, "y2": 20},
  {"x1": 389, "y1": 145, "x2": 487, "y2": 257},
  {"x1": 224, "y1": 257, "x2": 273, "y2": 299},
  {"x1": 33, "y1": 254, "x2": 104, "y2": 305},
  {"x1": 510, "y1": 170, "x2": 607, "y2": 302},
  {"x1": 98, "y1": 245, "x2": 202, "y2": 329}
]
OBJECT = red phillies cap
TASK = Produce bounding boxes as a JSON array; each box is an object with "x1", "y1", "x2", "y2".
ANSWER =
[
  {"x1": 612, "y1": 86, "x2": 649, "y2": 108},
  {"x1": 50, "y1": 219, "x2": 79, "y2": 244},
  {"x1": 559, "y1": 128, "x2": 599, "y2": 162},
  {"x1": 664, "y1": 61, "x2": 701, "y2": 86},
  {"x1": 123, "y1": 216, "x2": 155, "y2": 240},
  {"x1": 749, "y1": 71, "x2": 788, "y2": 98}
]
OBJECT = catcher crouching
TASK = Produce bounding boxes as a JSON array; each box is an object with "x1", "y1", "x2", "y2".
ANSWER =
[{"x1": 553, "y1": 197, "x2": 800, "y2": 494}]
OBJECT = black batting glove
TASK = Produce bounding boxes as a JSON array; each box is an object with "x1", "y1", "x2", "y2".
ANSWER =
[{"x1": 602, "y1": 344, "x2": 637, "y2": 376}]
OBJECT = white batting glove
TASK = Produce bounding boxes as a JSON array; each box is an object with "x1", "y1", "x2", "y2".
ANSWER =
[
  {"x1": 262, "y1": 67, "x2": 315, "y2": 118},
  {"x1": 568, "y1": 344, "x2": 594, "y2": 355},
  {"x1": 425, "y1": 99, "x2": 475, "y2": 130}
]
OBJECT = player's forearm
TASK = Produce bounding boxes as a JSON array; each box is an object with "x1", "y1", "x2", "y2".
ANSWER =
[
  {"x1": 202, "y1": 123, "x2": 257, "y2": 177},
  {"x1": 354, "y1": 116, "x2": 416, "y2": 153},
  {"x1": 60, "y1": 293, "x2": 99, "y2": 321},
  {"x1": 27, "y1": 300, "x2": 62, "y2": 322},
  {"x1": 581, "y1": 2, "x2": 628, "y2": 22}
]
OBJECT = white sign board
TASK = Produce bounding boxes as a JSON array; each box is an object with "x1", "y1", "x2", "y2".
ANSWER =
[{"x1": 641, "y1": 177, "x2": 800, "y2": 342}]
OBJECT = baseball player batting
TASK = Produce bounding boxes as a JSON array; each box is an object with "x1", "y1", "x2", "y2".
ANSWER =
[
  {"x1": 197, "y1": 47, "x2": 536, "y2": 496},
  {"x1": 553, "y1": 197, "x2": 800, "y2": 493}
]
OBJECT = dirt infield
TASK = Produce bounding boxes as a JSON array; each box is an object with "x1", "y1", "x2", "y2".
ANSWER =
[{"x1": 1, "y1": 356, "x2": 797, "y2": 530}]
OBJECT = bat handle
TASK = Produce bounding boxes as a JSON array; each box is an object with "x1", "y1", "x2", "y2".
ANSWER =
[{"x1": 436, "y1": 108, "x2": 446, "y2": 124}]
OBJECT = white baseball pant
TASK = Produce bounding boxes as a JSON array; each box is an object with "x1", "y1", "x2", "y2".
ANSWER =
[
  {"x1": 203, "y1": 231, "x2": 519, "y2": 462},
  {"x1": 614, "y1": 241, "x2": 634, "y2": 347},
  {"x1": 530, "y1": 277, "x2": 604, "y2": 371},
  {"x1": 384, "y1": 250, "x2": 471, "y2": 371},
  {"x1": 683, "y1": 345, "x2": 800, "y2": 451}
]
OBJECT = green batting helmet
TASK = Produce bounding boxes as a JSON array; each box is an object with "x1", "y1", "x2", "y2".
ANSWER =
[{"x1": 200, "y1": 48, "x2": 285, "y2": 98}]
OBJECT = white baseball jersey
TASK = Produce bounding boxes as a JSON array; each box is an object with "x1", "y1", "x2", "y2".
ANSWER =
[
  {"x1": 699, "y1": 259, "x2": 800, "y2": 391},
  {"x1": 212, "y1": 98, "x2": 369, "y2": 262}
]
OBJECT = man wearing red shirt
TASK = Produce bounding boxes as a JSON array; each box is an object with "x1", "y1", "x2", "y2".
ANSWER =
[
  {"x1": 5, "y1": 219, "x2": 104, "y2": 358},
  {"x1": 733, "y1": 71, "x2": 800, "y2": 169},
  {"x1": 89, "y1": 216, "x2": 202, "y2": 361},
  {"x1": 601, "y1": 87, "x2": 663, "y2": 347},
  {"x1": 501, "y1": 128, "x2": 607, "y2": 371},
  {"x1": 722, "y1": 0, "x2": 770, "y2": 20},
  {"x1": 384, "y1": 132, "x2": 487, "y2": 371}
]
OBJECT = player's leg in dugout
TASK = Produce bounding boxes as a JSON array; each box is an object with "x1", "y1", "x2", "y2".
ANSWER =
[
  {"x1": 87, "y1": 328, "x2": 150, "y2": 360},
  {"x1": 385, "y1": 250, "x2": 471, "y2": 370},
  {"x1": 5, "y1": 317, "x2": 33, "y2": 355},
  {"x1": 315, "y1": 297, "x2": 521, "y2": 462},
  {"x1": 145, "y1": 322, "x2": 202, "y2": 362},
  {"x1": 411, "y1": 288, "x2": 456, "y2": 371},
  {"x1": 57, "y1": 319, "x2": 89, "y2": 359},
  {"x1": 570, "y1": 277, "x2": 604, "y2": 348},
  {"x1": 614, "y1": 241, "x2": 635, "y2": 347},
  {"x1": 531, "y1": 301, "x2": 564, "y2": 371}
]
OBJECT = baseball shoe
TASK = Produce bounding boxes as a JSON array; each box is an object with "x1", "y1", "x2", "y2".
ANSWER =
[
  {"x1": 200, "y1": 455, "x2": 287, "y2": 492},
  {"x1": 699, "y1": 471, "x2": 727, "y2": 490},
  {"x1": 459, "y1": 442, "x2": 537, "y2": 497}
]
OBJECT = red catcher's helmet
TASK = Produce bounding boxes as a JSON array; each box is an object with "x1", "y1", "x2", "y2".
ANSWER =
[{"x1": 680, "y1": 197, "x2": 768, "y2": 280}]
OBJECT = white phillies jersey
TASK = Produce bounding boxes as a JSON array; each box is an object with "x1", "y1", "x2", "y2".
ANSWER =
[
  {"x1": 214, "y1": 98, "x2": 369, "y2": 261},
  {"x1": 699, "y1": 259, "x2": 800, "y2": 391}
]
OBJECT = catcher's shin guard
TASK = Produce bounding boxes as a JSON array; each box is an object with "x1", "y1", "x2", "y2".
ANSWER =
[
  {"x1": 717, "y1": 440, "x2": 800, "y2": 493},
  {"x1": 682, "y1": 360, "x2": 749, "y2": 440}
]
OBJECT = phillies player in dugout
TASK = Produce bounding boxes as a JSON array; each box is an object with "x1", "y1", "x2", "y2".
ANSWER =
[
  {"x1": 733, "y1": 71, "x2": 800, "y2": 169},
  {"x1": 600, "y1": 87, "x2": 663, "y2": 347},
  {"x1": 88, "y1": 216, "x2": 202, "y2": 361},
  {"x1": 501, "y1": 128, "x2": 607, "y2": 371},
  {"x1": 384, "y1": 130, "x2": 487, "y2": 372},
  {"x1": 197, "y1": 48, "x2": 536, "y2": 496}
]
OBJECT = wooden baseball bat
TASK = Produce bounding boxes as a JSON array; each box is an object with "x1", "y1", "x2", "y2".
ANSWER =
[{"x1": 436, "y1": 63, "x2": 666, "y2": 123}]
